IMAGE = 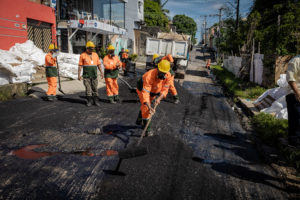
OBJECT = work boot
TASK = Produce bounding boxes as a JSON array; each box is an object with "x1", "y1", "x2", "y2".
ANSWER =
[
  {"x1": 51, "y1": 95, "x2": 57, "y2": 101},
  {"x1": 146, "y1": 130, "x2": 154, "y2": 137},
  {"x1": 108, "y1": 96, "x2": 116, "y2": 104},
  {"x1": 136, "y1": 111, "x2": 143, "y2": 126},
  {"x1": 93, "y1": 96, "x2": 100, "y2": 106},
  {"x1": 86, "y1": 96, "x2": 92, "y2": 107},
  {"x1": 47, "y1": 95, "x2": 53, "y2": 102},
  {"x1": 173, "y1": 95, "x2": 180, "y2": 104},
  {"x1": 114, "y1": 95, "x2": 120, "y2": 102}
]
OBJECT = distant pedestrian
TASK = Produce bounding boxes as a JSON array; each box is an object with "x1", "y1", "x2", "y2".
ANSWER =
[
  {"x1": 121, "y1": 49, "x2": 129, "y2": 72},
  {"x1": 45, "y1": 43, "x2": 59, "y2": 101},
  {"x1": 286, "y1": 55, "x2": 300, "y2": 145},
  {"x1": 103, "y1": 45, "x2": 122, "y2": 104},
  {"x1": 206, "y1": 58, "x2": 211, "y2": 70},
  {"x1": 119, "y1": 48, "x2": 124, "y2": 60},
  {"x1": 78, "y1": 41, "x2": 104, "y2": 107}
]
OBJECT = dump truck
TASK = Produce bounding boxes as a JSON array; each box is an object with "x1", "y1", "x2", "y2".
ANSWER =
[{"x1": 145, "y1": 35, "x2": 190, "y2": 79}]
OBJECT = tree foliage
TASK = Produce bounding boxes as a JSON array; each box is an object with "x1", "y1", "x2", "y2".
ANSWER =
[
  {"x1": 172, "y1": 15, "x2": 197, "y2": 44},
  {"x1": 144, "y1": 0, "x2": 169, "y2": 32}
]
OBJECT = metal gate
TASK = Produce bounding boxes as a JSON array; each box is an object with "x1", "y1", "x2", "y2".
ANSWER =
[{"x1": 27, "y1": 19, "x2": 52, "y2": 52}]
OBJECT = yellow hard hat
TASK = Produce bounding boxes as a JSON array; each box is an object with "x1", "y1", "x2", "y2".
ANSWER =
[
  {"x1": 153, "y1": 53, "x2": 159, "y2": 60},
  {"x1": 48, "y1": 43, "x2": 58, "y2": 50},
  {"x1": 125, "y1": 49, "x2": 129, "y2": 52},
  {"x1": 158, "y1": 60, "x2": 170, "y2": 73},
  {"x1": 86, "y1": 41, "x2": 95, "y2": 48},
  {"x1": 107, "y1": 45, "x2": 115, "y2": 50}
]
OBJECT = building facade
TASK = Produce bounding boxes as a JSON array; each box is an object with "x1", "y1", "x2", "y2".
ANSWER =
[
  {"x1": 0, "y1": 0, "x2": 56, "y2": 52},
  {"x1": 56, "y1": 0, "x2": 127, "y2": 55},
  {"x1": 124, "y1": 0, "x2": 144, "y2": 54}
]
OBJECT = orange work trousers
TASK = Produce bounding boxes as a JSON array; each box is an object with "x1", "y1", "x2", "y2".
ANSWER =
[
  {"x1": 137, "y1": 90, "x2": 155, "y2": 119},
  {"x1": 46, "y1": 77, "x2": 57, "y2": 96},
  {"x1": 105, "y1": 78, "x2": 119, "y2": 97},
  {"x1": 169, "y1": 75, "x2": 177, "y2": 96}
]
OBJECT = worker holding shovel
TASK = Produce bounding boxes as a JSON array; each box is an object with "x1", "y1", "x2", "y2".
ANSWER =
[
  {"x1": 45, "y1": 43, "x2": 59, "y2": 101},
  {"x1": 103, "y1": 45, "x2": 122, "y2": 104},
  {"x1": 135, "y1": 60, "x2": 172, "y2": 136},
  {"x1": 78, "y1": 41, "x2": 104, "y2": 107}
]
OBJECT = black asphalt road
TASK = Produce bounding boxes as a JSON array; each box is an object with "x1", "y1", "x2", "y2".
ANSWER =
[{"x1": 0, "y1": 49, "x2": 288, "y2": 199}]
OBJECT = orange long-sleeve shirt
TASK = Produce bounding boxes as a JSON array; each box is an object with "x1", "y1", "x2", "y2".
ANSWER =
[{"x1": 140, "y1": 68, "x2": 172, "y2": 104}]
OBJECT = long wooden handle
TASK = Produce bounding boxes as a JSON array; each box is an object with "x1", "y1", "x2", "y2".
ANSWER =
[{"x1": 137, "y1": 103, "x2": 158, "y2": 146}]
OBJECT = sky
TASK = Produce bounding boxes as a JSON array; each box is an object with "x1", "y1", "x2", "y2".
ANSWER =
[{"x1": 164, "y1": 0, "x2": 254, "y2": 41}]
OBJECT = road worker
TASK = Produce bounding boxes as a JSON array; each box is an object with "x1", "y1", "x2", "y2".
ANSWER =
[
  {"x1": 103, "y1": 45, "x2": 122, "y2": 104},
  {"x1": 206, "y1": 58, "x2": 211, "y2": 70},
  {"x1": 119, "y1": 48, "x2": 124, "y2": 60},
  {"x1": 161, "y1": 54, "x2": 180, "y2": 104},
  {"x1": 286, "y1": 55, "x2": 300, "y2": 145},
  {"x1": 78, "y1": 41, "x2": 103, "y2": 107},
  {"x1": 136, "y1": 60, "x2": 172, "y2": 136},
  {"x1": 122, "y1": 49, "x2": 129, "y2": 72},
  {"x1": 45, "y1": 43, "x2": 59, "y2": 101}
]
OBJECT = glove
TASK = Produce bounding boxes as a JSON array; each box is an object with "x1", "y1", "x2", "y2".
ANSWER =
[{"x1": 52, "y1": 53, "x2": 58, "y2": 58}]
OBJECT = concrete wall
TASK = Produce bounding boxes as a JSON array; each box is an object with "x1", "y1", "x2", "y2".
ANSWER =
[
  {"x1": 0, "y1": 0, "x2": 56, "y2": 50},
  {"x1": 125, "y1": 0, "x2": 144, "y2": 53}
]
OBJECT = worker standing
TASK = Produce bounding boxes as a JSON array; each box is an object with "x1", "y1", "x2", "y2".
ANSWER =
[
  {"x1": 136, "y1": 60, "x2": 172, "y2": 136},
  {"x1": 78, "y1": 41, "x2": 103, "y2": 107},
  {"x1": 122, "y1": 49, "x2": 129, "y2": 72},
  {"x1": 206, "y1": 58, "x2": 211, "y2": 70},
  {"x1": 45, "y1": 43, "x2": 59, "y2": 101},
  {"x1": 286, "y1": 55, "x2": 300, "y2": 145},
  {"x1": 119, "y1": 48, "x2": 124, "y2": 60},
  {"x1": 161, "y1": 54, "x2": 180, "y2": 104},
  {"x1": 103, "y1": 45, "x2": 122, "y2": 104}
]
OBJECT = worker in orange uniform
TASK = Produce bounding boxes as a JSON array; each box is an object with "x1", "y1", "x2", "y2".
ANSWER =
[
  {"x1": 206, "y1": 58, "x2": 211, "y2": 70},
  {"x1": 161, "y1": 54, "x2": 180, "y2": 104},
  {"x1": 78, "y1": 41, "x2": 104, "y2": 107},
  {"x1": 103, "y1": 45, "x2": 122, "y2": 104},
  {"x1": 45, "y1": 43, "x2": 59, "y2": 101},
  {"x1": 136, "y1": 60, "x2": 172, "y2": 136},
  {"x1": 121, "y1": 49, "x2": 129, "y2": 71}
]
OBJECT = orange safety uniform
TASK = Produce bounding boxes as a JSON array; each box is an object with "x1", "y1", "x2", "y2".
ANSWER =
[
  {"x1": 161, "y1": 55, "x2": 177, "y2": 96},
  {"x1": 206, "y1": 59, "x2": 211, "y2": 69},
  {"x1": 45, "y1": 53, "x2": 57, "y2": 96},
  {"x1": 136, "y1": 68, "x2": 172, "y2": 119},
  {"x1": 121, "y1": 52, "x2": 129, "y2": 70},
  {"x1": 79, "y1": 52, "x2": 101, "y2": 78},
  {"x1": 103, "y1": 55, "x2": 122, "y2": 97}
]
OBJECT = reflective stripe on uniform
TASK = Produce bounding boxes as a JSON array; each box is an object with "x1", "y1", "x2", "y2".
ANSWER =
[
  {"x1": 164, "y1": 85, "x2": 169, "y2": 88},
  {"x1": 143, "y1": 88, "x2": 150, "y2": 93}
]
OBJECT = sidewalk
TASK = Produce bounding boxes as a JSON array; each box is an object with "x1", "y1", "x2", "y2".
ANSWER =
[{"x1": 29, "y1": 78, "x2": 106, "y2": 98}]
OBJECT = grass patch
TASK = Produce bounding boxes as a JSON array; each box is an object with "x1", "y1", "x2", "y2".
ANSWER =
[
  {"x1": 251, "y1": 113, "x2": 288, "y2": 146},
  {"x1": 211, "y1": 65, "x2": 266, "y2": 99}
]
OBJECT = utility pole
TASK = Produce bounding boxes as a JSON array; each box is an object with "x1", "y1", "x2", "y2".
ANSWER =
[
  {"x1": 217, "y1": 8, "x2": 223, "y2": 62},
  {"x1": 236, "y1": 0, "x2": 240, "y2": 30},
  {"x1": 204, "y1": 16, "x2": 207, "y2": 45}
]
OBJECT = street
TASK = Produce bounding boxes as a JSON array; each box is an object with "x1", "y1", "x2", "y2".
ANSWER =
[{"x1": 0, "y1": 48, "x2": 288, "y2": 199}]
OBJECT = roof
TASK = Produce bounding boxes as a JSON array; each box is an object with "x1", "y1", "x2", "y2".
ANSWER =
[{"x1": 157, "y1": 32, "x2": 191, "y2": 41}]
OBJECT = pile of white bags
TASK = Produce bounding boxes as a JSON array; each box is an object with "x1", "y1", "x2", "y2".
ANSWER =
[
  {"x1": 254, "y1": 74, "x2": 290, "y2": 119},
  {"x1": 0, "y1": 40, "x2": 81, "y2": 85}
]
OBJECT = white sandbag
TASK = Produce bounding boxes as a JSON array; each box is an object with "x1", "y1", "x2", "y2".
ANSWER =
[
  {"x1": 261, "y1": 96, "x2": 286, "y2": 114},
  {"x1": 275, "y1": 108, "x2": 288, "y2": 120},
  {"x1": 29, "y1": 51, "x2": 46, "y2": 66},
  {"x1": 277, "y1": 74, "x2": 289, "y2": 88},
  {"x1": 0, "y1": 49, "x2": 22, "y2": 65},
  {"x1": 11, "y1": 62, "x2": 36, "y2": 77},
  {"x1": 10, "y1": 75, "x2": 32, "y2": 84}
]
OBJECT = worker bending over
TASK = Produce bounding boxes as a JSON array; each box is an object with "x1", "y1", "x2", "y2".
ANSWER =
[
  {"x1": 136, "y1": 60, "x2": 172, "y2": 136},
  {"x1": 45, "y1": 43, "x2": 59, "y2": 101},
  {"x1": 78, "y1": 41, "x2": 103, "y2": 107},
  {"x1": 103, "y1": 45, "x2": 122, "y2": 104}
]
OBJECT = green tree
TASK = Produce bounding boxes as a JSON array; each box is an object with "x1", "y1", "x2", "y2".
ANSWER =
[
  {"x1": 144, "y1": 0, "x2": 169, "y2": 32},
  {"x1": 172, "y1": 15, "x2": 197, "y2": 44}
]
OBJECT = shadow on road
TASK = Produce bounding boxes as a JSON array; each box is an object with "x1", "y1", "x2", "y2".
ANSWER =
[
  {"x1": 185, "y1": 70, "x2": 208, "y2": 77},
  {"x1": 57, "y1": 96, "x2": 86, "y2": 105},
  {"x1": 102, "y1": 124, "x2": 140, "y2": 145}
]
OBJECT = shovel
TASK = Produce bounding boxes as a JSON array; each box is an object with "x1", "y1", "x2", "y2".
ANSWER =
[
  {"x1": 118, "y1": 77, "x2": 137, "y2": 93},
  {"x1": 56, "y1": 61, "x2": 65, "y2": 95},
  {"x1": 117, "y1": 103, "x2": 158, "y2": 159}
]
